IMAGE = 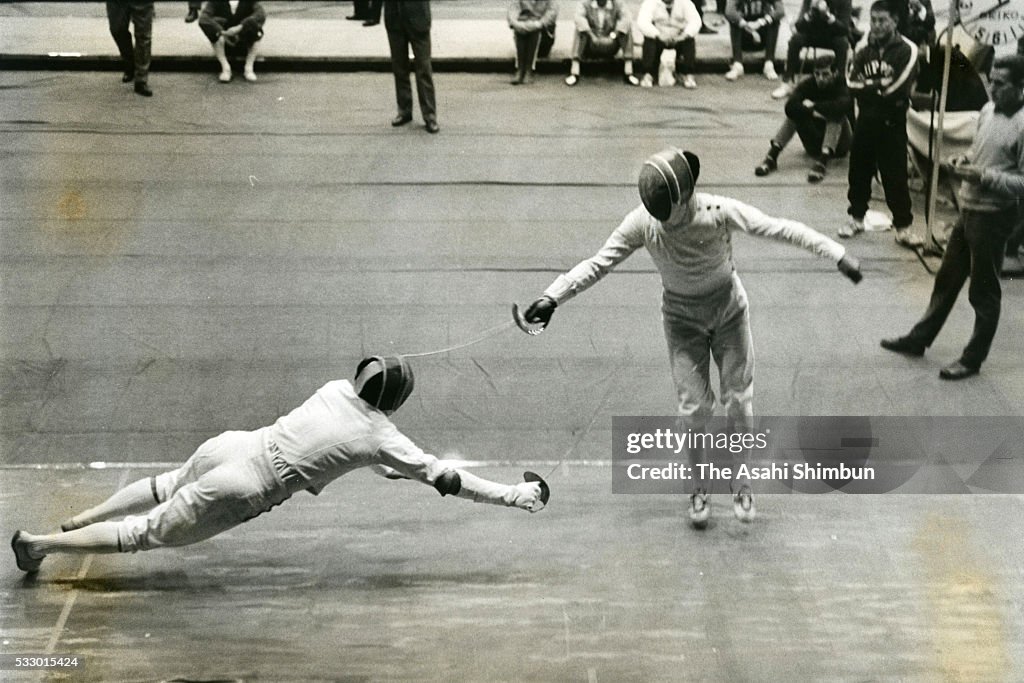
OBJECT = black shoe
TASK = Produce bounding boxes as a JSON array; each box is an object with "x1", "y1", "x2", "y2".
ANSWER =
[
  {"x1": 808, "y1": 160, "x2": 826, "y2": 183},
  {"x1": 425, "y1": 120, "x2": 440, "y2": 134},
  {"x1": 754, "y1": 157, "x2": 776, "y2": 176},
  {"x1": 134, "y1": 82, "x2": 153, "y2": 97},
  {"x1": 939, "y1": 360, "x2": 979, "y2": 380},
  {"x1": 122, "y1": 71, "x2": 134, "y2": 83},
  {"x1": 880, "y1": 336, "x2": 925, "y2": 357},
  {"x1": 11, "y1": 531, "x2": 42, "y2": 573},
  {"x1": 391, "y1": 114, "x2": 412, "y2": 127},
  {"x1": 363, "y1": 20, "x2": 379, "y2": 26},
  {"x1": 185, "y1": 8, "x2": 199, "y2": 23},
  {"x1": 699, "y1": 24, "x2": 718, "y2": 34},
  {"x1": 346, "y1": 14, "x2": 365, "y2": 20}
]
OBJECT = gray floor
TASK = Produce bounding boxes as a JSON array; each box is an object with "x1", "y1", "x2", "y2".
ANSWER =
[{"x1": 2, "y1": 71, "x2": 1023, "y2": 681}]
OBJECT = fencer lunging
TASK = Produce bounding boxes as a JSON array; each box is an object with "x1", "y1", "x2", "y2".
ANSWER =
[{"x1": 12, "y1": 356, "x2": 546, "y2": 574}]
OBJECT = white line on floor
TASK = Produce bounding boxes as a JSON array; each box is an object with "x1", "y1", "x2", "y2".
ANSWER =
[{"x1": 43, "y1": 469, "x2": 130, "y2": 655}]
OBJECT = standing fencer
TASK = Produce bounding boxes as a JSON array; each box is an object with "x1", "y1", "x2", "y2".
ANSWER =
[
  {"x1": 523, "y1": 148, "x2": 862, "y2": 527},
  {"x1": 12, "y1": 357, "x2": 547, "y2": 574}
]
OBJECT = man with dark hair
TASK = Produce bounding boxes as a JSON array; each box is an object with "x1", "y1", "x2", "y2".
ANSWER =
[
  {"x1": 881, "y1": 55, "x2": 1024, "y2": 379},
  {"x1": 840, "y1": 0, "x2": 918, "y2": 242},
  {"x1": 385, "y1": 0, "x2": 439, "y2": 133},
  {"x1": 755, "y1": 54, "x2": 853, "y2": 182},
  {"x1": 11, "y1": 357, "x2": 547, "y2": 574},
  {"x1": 522, "y1": 148, "x2": 862, "y2": 528},
  {"x1": 105, "y1": 0, "x2": 155, "y2": 97}
]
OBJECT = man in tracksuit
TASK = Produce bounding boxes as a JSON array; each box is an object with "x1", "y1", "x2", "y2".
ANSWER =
[
  {"x1": 523, "y1": 148, "x2": 863, "y2": 528},
  {"x1": 841, "y1": 0, "x2": 918, "y2": 243}
]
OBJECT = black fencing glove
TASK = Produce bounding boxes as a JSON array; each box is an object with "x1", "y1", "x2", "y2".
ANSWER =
[
  {"x1": 838, "y1": 255, "x2": 862, "y2": 284},
  {"x1": 524, "y1": 296, "x2": 557, "y2": 325}
]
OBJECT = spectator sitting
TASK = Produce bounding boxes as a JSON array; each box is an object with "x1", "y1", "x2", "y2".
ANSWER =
[
  {"x1": 508, "y1": 0, "x2": 559, "y2": 85},
  {"x1": 755, "y1": 55, "x2": 853, "y2": 182},
  {"x1": 198, "y1": 1, "x2": 266, "y2": 83},
  {"x1": 723, "y1": 0, "x2": 785, "y2": 82},
  {"x1": 772, "y1": 0, "x2": 852, "y2": 99},
  {"x1": 566, "y1": 0, "x2": 640, "y2": 86},
  {"x1": 637, "y1": 0, "x2": 702, "y2": 89}
]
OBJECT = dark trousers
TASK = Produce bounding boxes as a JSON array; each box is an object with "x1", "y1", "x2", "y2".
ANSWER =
[
  {"x1": 782, "y1": 32, "x2": 848, "y2": 81},
  {"x1": 729, "y1": 21, "x2": 780, "y2": 66},
  {"x1": 354, "y1": 0, "x2": 383, "y2": 22},
  {"x1": 847, "y1": 114, "x2": 913, "y2": 228},
  {"x1": 907, "y1": 207, "x2": 1015, "y2": 368},
  {"x1": 106, "y1": 1, "x2": 154, "y2": 85},
  {"x1": 513, "y1": 30, "x2": 543, "y2": 79},
  {"x1": 387, "y1": 26, "x2": 436, "y2": 123},
  {"x1": 641, "y1": 37, "x2": 697, "y2": 76},
  {"x1": 1007, "y1": 208, "x2": 1024, "y2": 256},
  {"x1": 784, "y1": 98, "x2": 851, "y2": 156}
]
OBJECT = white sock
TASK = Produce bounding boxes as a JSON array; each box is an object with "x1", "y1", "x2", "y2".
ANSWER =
[
  {"x1": 63, "y1": 477, "x2": 158, "y2": 530},
  {"x1": 26, "y1": 523, "x2": 123, "y2": 557}
]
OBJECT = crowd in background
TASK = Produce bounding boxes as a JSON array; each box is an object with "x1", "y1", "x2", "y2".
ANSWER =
[{"x1": 101, "y1": 0, "x2": 1022, "y2": 280}]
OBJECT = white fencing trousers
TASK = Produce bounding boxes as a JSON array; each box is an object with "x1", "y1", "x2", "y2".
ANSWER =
[
  {"x1": 117, "y1": 430, "x2": 293, "y2": 553},
  {"x1": 662, "y1": 273, "x2": 755, "y2": 491}
]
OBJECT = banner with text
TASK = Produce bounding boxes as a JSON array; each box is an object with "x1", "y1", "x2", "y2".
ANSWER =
[{"x1": 611, "y1": 416, "x2": 1024, "y2": 494}]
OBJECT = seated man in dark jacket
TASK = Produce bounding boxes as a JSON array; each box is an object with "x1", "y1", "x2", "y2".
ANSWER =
[
  {"x1": 198, "y1": 0, "x2": 266, "y2": 83},
  {"x1": 772, "y1": 0, "x2": 851, "y2": 98},
  {"x1": 756, "y1": 55, "x2": 853, "y2": 182}
]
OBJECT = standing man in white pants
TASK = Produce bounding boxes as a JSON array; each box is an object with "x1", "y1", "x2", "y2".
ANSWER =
[
  {"x1": 523, "y1": 148, "x2": 862, "y2": 527},
  {"x1": 12, "y1": 356, "x2": 547, "y2": 574}
]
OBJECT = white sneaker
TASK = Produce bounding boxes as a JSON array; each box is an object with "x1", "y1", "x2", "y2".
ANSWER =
[
  {"x1": 640, "y1": 73, "x2": 654, "y2": 88},
  {"x1": 838, "y1": 216, "x2": 865, "y2": 238},
  {"x1": 725, "y1": 61, "x2": 744, "y2": 81},
  {"x1": 688, "y1": 489, "x2": 710, "y2": 529},
  {"x1": 732, "y1": 485, "x2": 755, "y2": 522},
  {"x1": 681, "y1": 74, "x2": 697, "y2": 89},
  {"x1": 218, "y1": 68, "x2": 232, "y2": 83},
  {"x1": 243, "y1": 68, "x2": 257, "y2": 83},
  {"x1": 895, "y1": 228, "x2": 924, "y2": 248},
  {"x1": 763, "y1": 61, "x2": 778, "y2": 81},
  {"x1": 771, "y1": 82, "x2": 793, "y2": 99}
]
